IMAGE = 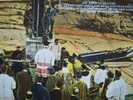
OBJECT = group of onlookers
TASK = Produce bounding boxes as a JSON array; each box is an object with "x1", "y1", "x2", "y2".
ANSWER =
[
  {"x1": 94, "y1": 65, "x2": 127, "y2": 100},
  {"x1": 0, "y1": 38, "x2": 128, "y2": 100}
]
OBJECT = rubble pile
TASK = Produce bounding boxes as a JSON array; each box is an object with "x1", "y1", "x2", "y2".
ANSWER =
[{"x1": 77, "y1": 13, "x2": 133, "y2": 37}]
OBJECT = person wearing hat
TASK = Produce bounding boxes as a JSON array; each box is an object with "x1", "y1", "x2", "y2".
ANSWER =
[
  {"x1": 34, "y1": 38, "x2": 55, "y2": 77},
  {"x1": 106, "y1": 70, "x2": 127, "y2": 100}
]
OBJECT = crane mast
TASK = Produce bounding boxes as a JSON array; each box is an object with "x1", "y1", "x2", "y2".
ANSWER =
[
  {"x1": 32, "y1": 0, "x2": 45, "y2": 37},
  {"x1": 25, "y1": 0, "x2": 55, "y2": 60}
]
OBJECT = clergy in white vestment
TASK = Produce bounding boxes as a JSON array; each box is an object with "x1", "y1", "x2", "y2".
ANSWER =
[
  {"x1": 94, "y1": 65, "x2": 108, "y2": 85},
  {"x1": 35, "y1": 40, "x2": 55, "y2": 77},
  {"x1": 80, "y1": 70, "x2": 93, "y2": 89},
  {"x1": 106, "y1": 70, "x2": 127, "y2": 100},
  {"x1": 0, "y1": 60, "x2": 16, "y2": 100},
  {"x1": 49, "y1": 39, "x2": 61, "y2": 61}
]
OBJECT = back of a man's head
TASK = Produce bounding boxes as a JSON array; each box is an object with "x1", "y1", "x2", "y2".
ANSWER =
[
  {"x1": 99, "y1": 64, "x2": 107, "y2": 70},
  {"x1": 0, "y1": 58, "x2": 6, "y2": 73},
  {"x1": 1, "y1": 66, "x2": 6, "y2": 73},
  {"x1": 43, "y1": 41, "x2": 49, "y2": 46},
  {"x1": 56, "y1": 79, "x2": 64, "y2": 89},
  {"x1": 115, "y1": 70, "x2": 121, "y2": 80},
  {"x1": 61, "y1": 47, "x2": 65, "y2": 50},
  {"x1": 55, "y1": 39, "x2": 58, "y2": 42},
  {"x1": 107, "y1": 71, "x2": 114, "y2": 79},
  {"x1": 82, "y1": 70, "x2": 89, "y2": 76},
  {"x1": 42, "y1": 36, "x2": 49, "y2": 46},
  {"x1": 16, "y1": 46, "x2": 21, "y2": 50}
]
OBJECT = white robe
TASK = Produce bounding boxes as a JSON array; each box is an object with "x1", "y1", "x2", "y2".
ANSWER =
[
  {"x1": 94, "y1": 69, "x2": 108, "y2": 84},
  {"x1": 0, "y1": 74, "x2": 16, "y2": 100},
  {"x1": 35, "y1": 47, "x2": 55, "y2": 67},
  {"x1": 49, "y1": 43, "x2": 61, "y2": 60},
  {"x1": 80, "y1": 73, "x2": 93, "y2": 89},
  {"x1": 106, "y1": 79, "x2": 127, "y2": 100}
]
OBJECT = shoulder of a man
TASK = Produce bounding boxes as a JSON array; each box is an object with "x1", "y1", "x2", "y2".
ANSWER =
[
  {"x1": 9, "y1": 76, "x2": 15, "y2": 81},
  {"x1": 37, "y1": 48, "x2": 47, "y2": 54}
]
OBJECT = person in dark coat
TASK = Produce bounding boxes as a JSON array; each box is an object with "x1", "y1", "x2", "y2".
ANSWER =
[
  {"x1": 11, "y1": 46, "x2": 24, "y2": 75},
  {"x1": 16, "y1": 67, "x2": 32, "y2": 100},
  {"x1": 101, "y1": 71, "x2": 114, "y2": 100},
  {"x1": 32, "y1": 77, "x2": 50, "y2": 100},
  {"x1": 60, "y1": 47, "x2": 70, "y2": 67},
  {"x1": 11, "y1": 46, "x2": 23, "y2": 60},
  {"x1": 50, "y1": 78, "x2": 64, "y2": 100},
  {"x1": 0, "y1": 58, "x2": 4, "y2": 73}
]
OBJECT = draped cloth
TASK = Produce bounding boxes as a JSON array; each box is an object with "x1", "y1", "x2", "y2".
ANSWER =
[
  {"x1": 106, "y1": 79, "x2": 127, "y2": 100},
  {"x1": 16, "y1": 70, "x2": 32, "y2": 100},
  {"x1": 94, "y1": 69, "x2": 108, "y2": 84}
]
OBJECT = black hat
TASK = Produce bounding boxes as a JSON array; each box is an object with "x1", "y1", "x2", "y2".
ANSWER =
[
  {"x1": 115, "y1": 70, "x2": 121, "y2": 78},
  {"x1": 48, "y1": 67, "x2": 55, "y2": 74},
  {"x1": 82, "y1": 70, "x2": 89, "y2": 76},
  {"x1": 42, "y1": 36, "x2": 49, "y2": 46}
]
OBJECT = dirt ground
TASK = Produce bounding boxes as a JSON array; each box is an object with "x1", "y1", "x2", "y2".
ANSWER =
[{"x1": 54, "y1": 25, "x2": 133, "y2": 53}]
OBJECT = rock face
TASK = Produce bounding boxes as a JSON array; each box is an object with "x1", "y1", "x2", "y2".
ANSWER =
[
  {"x1": 0, "y1": 0, "x2": 28, "y2": 30},
  {"x1": 76, "y1": 13, "x2": 133, "y2": 37},
  {"x1": 0, "y1": 0, "x2": 132, "y2": 38}
]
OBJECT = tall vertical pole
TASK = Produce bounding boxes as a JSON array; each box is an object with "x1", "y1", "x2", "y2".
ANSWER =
[
  {"x1": 49, "y1": 0, "x2": 51, "y2": 6},
  {"x1": 36, "y1": 1, "x2": 40, "y2": 36},
  {"x1": 59, "y1": 0, "x2": 61, "y2": 5},
  {"x1": 32, "y1": 0, "x2": 45, "y2": 36}
]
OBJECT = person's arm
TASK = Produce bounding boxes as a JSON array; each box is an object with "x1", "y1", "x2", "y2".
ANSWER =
[
  {"x1": 49, "y1": 43, "x2": 52, "y2": 50},
  {"x1": 34, "y1": 52, "x2": 39, "y2": 64},
  {"x1": 106, "y1": 83, "x2": 114, "y2": 99},
  {"x1": 51, "y1": 53, "x2": 55, "y2": 66},
  {"x1": 11, "y1": 77, "x2": 16, "y2": 90},
  {"x1": 58, "y1": 44, "x2": 61, "y2": 60},
  {"x1": 90, "y1": 75, "x2": 94, "y2": 87},
  {"x1": 94, "y1": 70, "x2": 100, "y2": 84}
]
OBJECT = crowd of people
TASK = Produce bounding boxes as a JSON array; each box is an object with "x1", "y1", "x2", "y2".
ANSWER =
[{"x1": 0, "y1": 38, "x2": 128, "y2": 100}]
